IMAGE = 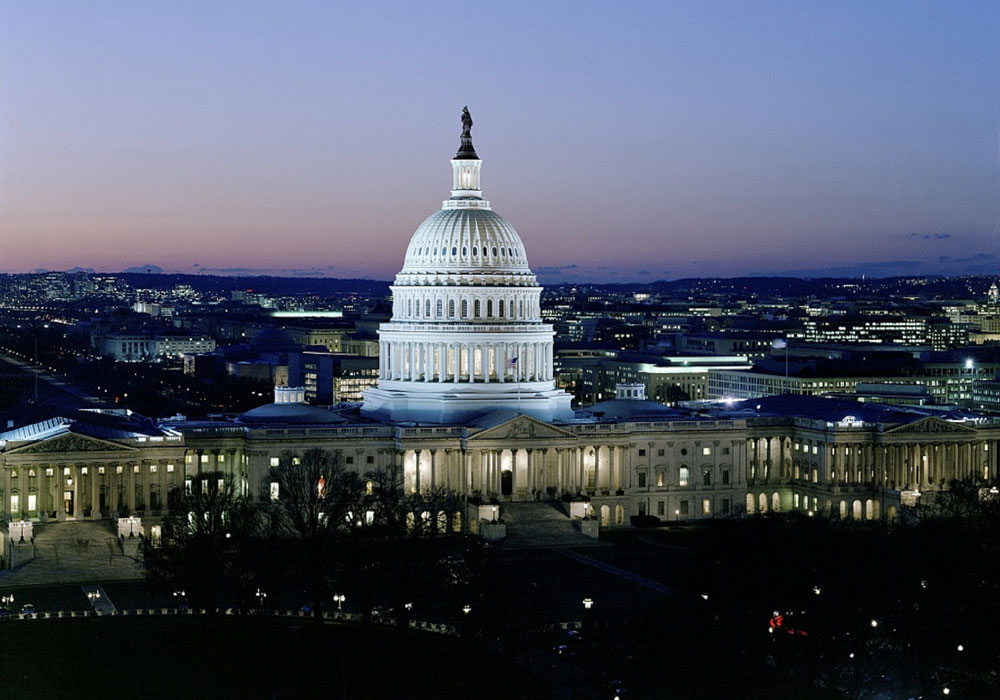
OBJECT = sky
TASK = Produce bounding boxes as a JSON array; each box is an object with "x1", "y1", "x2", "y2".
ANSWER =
[{"x1": 1, "y1": 1, "x2": 998, "y2": 283}]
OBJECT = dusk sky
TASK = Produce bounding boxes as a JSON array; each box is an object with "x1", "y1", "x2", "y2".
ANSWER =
[{"x1": 2, "y1": 1, "x2": 998, "y2": 283}]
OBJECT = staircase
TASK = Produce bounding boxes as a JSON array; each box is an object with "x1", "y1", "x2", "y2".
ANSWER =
[
  {"x1": 0, "y1": 520, "x2": 144, "y2": 587},
  {"x1": 499, "y1": 502, "x2": 604, "y2": 549}
]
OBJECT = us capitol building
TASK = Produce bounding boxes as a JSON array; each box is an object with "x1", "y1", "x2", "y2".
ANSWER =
[{"x1": 3, "y1": 111, "x2": 1000, "y2": 558}]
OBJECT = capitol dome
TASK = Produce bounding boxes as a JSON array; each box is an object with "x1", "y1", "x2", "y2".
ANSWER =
[
  {"x1": 362, "y1": 108, "x2": 573, "y2": 424},
  {"x1": 398, "y1": 208, "x2": 535, "y2": 284}
]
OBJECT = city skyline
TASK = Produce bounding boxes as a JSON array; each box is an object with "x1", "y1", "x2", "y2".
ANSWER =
[{"x1": 2, "y1": 1, "x2": 998, "y2": 282}]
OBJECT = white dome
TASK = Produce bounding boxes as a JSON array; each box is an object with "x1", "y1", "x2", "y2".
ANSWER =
[{"x1": 399, "y1": 208, "x2": 534, "y2": 281}]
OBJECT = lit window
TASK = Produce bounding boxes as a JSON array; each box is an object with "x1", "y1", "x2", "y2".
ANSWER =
[
  {"x1": 81, "y1": 467, "x2": 88, "y2": 475},
  {"x1": 270, "y1": 457, "x2": 280, "y2": 468},
  {"x1": 701, "y1": 447, "x2": 711, "y2": 456},
  {"x1": 218, "y1": 454, "x2": 225, "y2": 463},
  {"x1": 64, "y1": 467, "x2": 71, "y2": 476},
  {"x1": 150, "y1": 465, "x2": 158, "y2": 473},
  {"x1": 292, "y1": 457, "x2": 301, "y2": 466},
  {"x1": 200, "y1": 454, "x2": 209, "y2": 464},
  {"x1": 679, "y1": 467, "x2": 689, "y2": 487},
  {"x1": 28, "y1": 494, "x2": 37, "y2": 512},
  {"x1": 167, "y1": 464, "x2": 174, "y2": 473},
  {"x1": 45, "y1": 468, "x2": 53, "y2": 477},
  {"x1": 116, "y1": 466, "x2": 123, "y2": 474},
  {"x1": 702, "y1": 498, "x2": 711, "y2": 515},
  {"x1": 98, "y1": 467, "x2": 105, "y2": 475},
  {"x1": 656, "y1": 471, "x2": 664, "y2": 487},
  {"x1": 186, "y1": 455, "x2": 192, "y2": 463},
  {"x1": 133, "y1": 465, "x2": 140, "y2": 474},
  {"x1": 270, "y1": 482, "x2": 280, "y2": 501}
]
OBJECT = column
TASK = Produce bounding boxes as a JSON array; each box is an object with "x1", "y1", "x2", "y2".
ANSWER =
[
  {"x1": 429, "y1": 449, "x2": 437, "y2": 490},
  {"x1": 413, "y1": 450, "x2": 422, "y2": 494},
  {"x1": 594, "y1": 446, "x2": 602, "y2": 493},
  {"x1": 556, "y1": 448, "x2": 564, "y2": 497}
]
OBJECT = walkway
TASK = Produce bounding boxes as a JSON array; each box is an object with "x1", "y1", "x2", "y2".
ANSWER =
[
  {"x1": 498, "y1": 502, "x2": 606, "y2": 549},
  {"x1": 554, "y1": 547, "x2": 672, "y2": 595}
]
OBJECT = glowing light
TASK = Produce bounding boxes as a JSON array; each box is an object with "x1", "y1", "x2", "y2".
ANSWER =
[
  {"x1": 582, "y1": 597, "x2": 594, "y2": 610},
  {"x1": 957, "y1": 644, "x2": 964, "y2": 651},
  {"x1": 870, "y1": 619, "x2": 878, "y2": 628}
]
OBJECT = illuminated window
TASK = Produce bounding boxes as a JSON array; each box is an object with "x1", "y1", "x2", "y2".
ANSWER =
[
  {"x1": 64, "y1": 467, "x2": 71, "y2": 476},
  {"x1": 701, "y1": 447, "x2": 711, "y2": 456},
  {"x1": 679, "y1": 467, "x2": 689, "y2": 487},
  {"x1": 200, "y1": 454, "x2": 209, "y2": 464},
  {"x1": 150, "y1": 464, "x2": 157, "y2": 473},
  {"x1": 167, "y1": 464, "x2": 174, "y2": 473},
  {"x1": 98, "y1": 467, "x2": 105, "y2": 475},
  {"x1": 116, "y1": 466, "x2": 123, "y2": 474},
  {"x1": 292, "y1": 457, "x2": 301, "y2": 466},
  {"x1": 656, "y1": 471, "x2": 664, "y2": 487},
  {"x1": 218, "y1": 454, "x2": 225, "y2": 463},
  {"x1": 10, "y1": 495, "x2": 19, "y2": 513},
  {"x1": 702, "y1": 498, "x2": 711, "y2": 515},
  {"x1": 270, "y1": 457, "x2": 280, "y2": 468},
  {"x1": 184, "y1": 479, "x2": 192, "y2": 495},
  {"x1": 28, "y1": 494, "x2": 37, "y2": 512},
  {"x1": 81, "y1": 467, "x2": 88, "y2": 475},
  {"x1": 45, "y1": 468, "x2": 53, "y2": 477},
  {"x1": 270, "y1": 482, "x2": 280, "y2": 501},
  {"x1": 133, "y1": 465, "x2": 140, "y2": 474},
  {"x1": 186, "y1": 455, "x2": 193, "y2": 463}
]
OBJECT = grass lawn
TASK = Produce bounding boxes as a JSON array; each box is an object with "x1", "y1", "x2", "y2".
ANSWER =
[{"x1": 0, "y1": 616, "x2": 546, "y2": 699}]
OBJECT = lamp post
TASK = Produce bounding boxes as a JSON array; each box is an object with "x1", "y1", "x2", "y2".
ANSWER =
[
  {"x1": 255, "y1": 587, "x2": 267, "y2": 613},
  {"x1": 332, "y1": 594, "x2": 345, "y2": 612},
  {"x1": 582, "y1": 597, "x2": 594, "y2": 637},
  {"x1": 1, "y1": 593, "x2": 13, "y2": 610}
]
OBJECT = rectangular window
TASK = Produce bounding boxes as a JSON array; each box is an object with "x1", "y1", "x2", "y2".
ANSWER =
[
  {"x1": 723, "y1": 447, "x2": 730, "y2": 455},
  {"x1": 638, "y1": 449, "x2": 646, "y2": 457},
  {"x1": 150, "y1": 464, "x2": 157, "y2": 473},
  {"x1": 703, "y1": 469, "x2": 712, "y2": 486},
  {"x1": 116, "y1": 466, "x2": 123, "y2": 474},
  {"x1": 98, "y1": 467, "x2": 105, "y2": 475},
  {"x1": 270, "y1": 457, "x2": 280, "y2": 468},
  {"x1": 638, "y1": 501, "x2": 646, "y2": 515},
  {"x1": 721, "y1": 498, "x2": 730, "y2": 514},
  {"x1": 657, "y1": 501, "x2": 665, "y2": 516},
  {"x1": 186, "y1": 454, "x2": 192, "y2": 463},
  {"x1": 722, "y1": 469, "x2": 730, "y2": 485},
  {"x1": 167, "y1": 464, "x2": 174, "y2": 473},
  {"x1": 680, "y1": 499, "x2": 689, "y2": 516},
  {"x1": 11, "y1": 495, "x2": 19, "y2": 513},
  {"x1": 366, "y1": 455, "x2": 375, "y2": 464},
  {"x1": 794, "y1": 493, "x2": 800, "y2": 508},
  {"x1": 657, "y1": 448, "x2": 665, "y2": 457},
  {"x1": 702, "y1": 498, "x2": 711, "y2": 515},
  {"x1": 656, "y1": 471, "x2": 664, "y2": 487},
  {"x1": 270, "y1": 482, "x2": 280, "y2": 501},
  {"x1": 184, "y1": 479, "x2": 192, "y2": 495},
  {"x1": 292, "y1": 457, "x2": 301, "y2": 466},
  {"x1": 701, "y1": 447, "x2": 711, "y2": 456},
  {"x1": 679, "y1": 467, "x2": 689, "y2": 487},
  {"x1": 200, "y1": 454, "x2": 209, "y2": 464},
  {"x1": 28, "y1": 494, "x2": 37, "y2": 512},
  {"x1": 346, "y1": 456, "x2": 354, "y2": 465},
  {"x1": 64, "y1": 467, "x2": 71, "y2": 476},
  {"x1": 81, "y1": 467, "x2": 88, "y2": 475},
  {"x1": 218, "y1": 454, "x2": 225, "y2": 463},
  {"x1": 45, "y1": 468, "x2": 53, "y2": 477},
  {"x1": 812, "y1": 468, "x2": 818, "y2": 484},
  {"x1": 638, "y1": 472, "x2": 647, "y2": 488},
  {"x1": 133, "y1": 465, "x2": 140, "y2": 474}
]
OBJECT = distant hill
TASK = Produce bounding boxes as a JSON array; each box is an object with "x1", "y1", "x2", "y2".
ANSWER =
[
  {"x1": 118, "y1": 272, "x2": 390, "y2": 296},
  {"x1": 122, "y1": 264, "x2": 165, "y2": 274}
]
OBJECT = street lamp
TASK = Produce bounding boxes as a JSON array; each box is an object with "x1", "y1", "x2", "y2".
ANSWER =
[
  {"x1": 255, "y1": 588, "x2": 267, "y2": 611},
  {"x1": 332, "y1": 594, "x2": 345, "y2": 612},
  {"x1": 1, "y1": 593, "x2": 13, "y2": 608},
  {"x1": 87, "y1": 591, "x2": 101, "y2": 604},
  {"x1": 582, "y1": 597, "x2": 594, "y2": 610},
  {"x1": 462, "y1": 604, "x2": 471, "y2": 615}
]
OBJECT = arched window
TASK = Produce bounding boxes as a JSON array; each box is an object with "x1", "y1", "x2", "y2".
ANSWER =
[
  {"x1": 448, "y1": 299, "x2": 455, "y2": 318},
  {"x1": 436, "y1": 299, "x2": 443, "y2": 318},
  {"x1": 473, "y1": 246, "x2": 478, "y2": 256},
  {"x1": 462, "y1": 246, "x2": 467, "y2": 255},
  {"x1": 407, "y1": 298, "x2": 412, "y2": 317},
  {"x1": 451, "y1": 246, "x2": 457, "y2": 256},
  {"x1": 486, "y1": 300, "x2": 493, "y2": 317},
  {"x1": 425, "y1": 299, "x2": 431, "y2": 316},
  {"x1": 498, "y1": 299, "x2": 505, "y2": 317},
  {"x1": 461, "y1": 299, "x2": 468, "y2": 317},
  {"x1": 519, "y1": 300, "x2": 524, "y2": 317},
  {"x1": 474, "y1": 300, "x2": 481, "y2": 317},
  {"x1": 492, "y1": 247, "x2": 498, "y2": 257}
]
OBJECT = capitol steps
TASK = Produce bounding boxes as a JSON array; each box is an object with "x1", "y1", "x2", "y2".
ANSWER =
[
  {"x1": 498, "y1": 502, "x2": 605, "y2": 549},
  {"x1": 0, "y1": 520, "x2": 145, "y2": 588}
]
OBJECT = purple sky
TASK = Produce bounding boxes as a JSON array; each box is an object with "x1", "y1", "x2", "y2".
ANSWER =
[{"x1": 2, "y1": 1, "x2": 998, "y2": 282}]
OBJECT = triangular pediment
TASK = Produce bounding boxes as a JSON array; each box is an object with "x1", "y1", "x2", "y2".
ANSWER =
[
  {"x1": 8, "y1": 431, "x2": 137, "y2": 455},
  {"x1": 885, "y1": 416, "x2": 977, "y2": 436},
  {"x1": 468, "y1": 414, "x2": 576, "y2": 442}
]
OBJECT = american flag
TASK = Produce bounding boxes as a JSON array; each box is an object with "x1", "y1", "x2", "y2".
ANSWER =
[{"x1": 506, "y1": 356, "x2": 518, "y2": 370}]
